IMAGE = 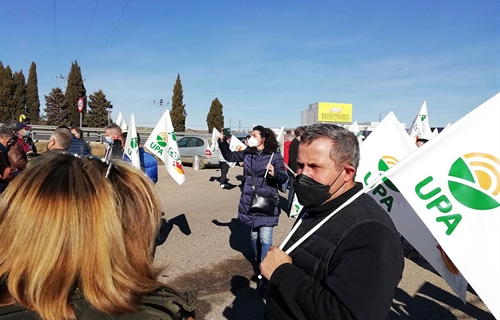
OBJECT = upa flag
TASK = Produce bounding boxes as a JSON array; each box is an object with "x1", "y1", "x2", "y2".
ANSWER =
[
  {"x1": 381, "y1": 93, "x2": 500, "y2": 319},
  {"x1": 145, "y1": 110, "x2": 185, "y2": 185},
  {"x1": 276, "y1": 126, "x2": 285, "y2": 156},
  {"x1": 356, "y1": 112, "x2": 468, "y2": 302},
  {"x1": 123, "y1": 113, "x2": 141, "y2": 170},
  {"x1": 431, "y1": 127, "x2": 439, "y2": 139},
  {"x1": 289, "y1": 193, "x2": 303, "y2": 219},
  {"x1": 227, "y1": 135, "x2": 246, "y2": 168},
  {"x1": 211, "y1": 128, "x2": 221, "y2": 152},
  {"x1": 116, "y1": 112, "x2": 128, "y2": 132},
  {"x1": 408, "y1": 101, "x2": 431, "y2": 141},
  {"x1": 348, "y1": 120, "x2": 364, "y2": 145}
]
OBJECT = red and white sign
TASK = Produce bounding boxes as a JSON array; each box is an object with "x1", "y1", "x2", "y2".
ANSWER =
[{"x1": 78, "y1": 98, "x2": 84, "y2": 113}]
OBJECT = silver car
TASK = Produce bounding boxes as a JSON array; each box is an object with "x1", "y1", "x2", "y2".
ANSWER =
[{"x1": 177, "y1": 135, "x2": 219, "y2": 169}]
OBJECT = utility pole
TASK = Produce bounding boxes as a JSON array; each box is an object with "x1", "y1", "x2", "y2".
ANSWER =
[
  {"x1": 153, "y1": 99, "x2": 169, "y2": 117},
  {"x1": 239, "y1": 120, "x2": 241, "y2": 132},
  {"x1": 378, "y1": 111, "x2": 382, "y2": 122},
  {"x1": 56, "y1": 74, "x2": 67, "y2": 90},
  {"x1": 229, "y1": 119, "x2": 232, "y2": 129}
]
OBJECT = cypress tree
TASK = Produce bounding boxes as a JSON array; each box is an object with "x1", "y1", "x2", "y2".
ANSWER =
[
  {"x1": 65, "y1": 61, "x2": 87, "y2": 126},
  {"x1": 206, "y1": 97, "x2": 224, "y2": 133},
  {"x1": 44, "y1": 87, "x2": 69, "y2": 125},
  {"x1": 26, "y1": 62, "x2": 41, "y2": 124},
  {"x1": 170, "y1": 74, "x2": 186, "y2": 132},
  {"x1": 12, "y1": 70, "x2": 26, "y2": 121},
  {"x1": 0, "y1": 65, "x2": 14, "y2": 122},
  {"x1": 87, "y1": 89, "x2": 113, "y2": 127}
]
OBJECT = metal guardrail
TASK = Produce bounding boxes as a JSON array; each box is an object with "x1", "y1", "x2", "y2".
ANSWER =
[{"x1": 5, "y1": 125, "x2": 196, "y2": 143}]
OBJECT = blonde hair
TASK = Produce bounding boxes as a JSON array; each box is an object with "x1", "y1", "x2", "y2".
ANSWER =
[{"x1": 0, "y1": 154, "x2": 162, "y2": 319}]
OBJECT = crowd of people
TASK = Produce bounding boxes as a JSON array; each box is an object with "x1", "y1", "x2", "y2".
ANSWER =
[{"x1": 0, "y1": 121, "x2": 406, "y2": 320}]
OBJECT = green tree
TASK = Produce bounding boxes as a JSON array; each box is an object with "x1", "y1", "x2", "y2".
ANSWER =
[
  {"x1": 44, "y1": 87, "x2": 69, "y2": 125},
  {"x1": 206, "y1": 97, "x2": 224, "y2": 133},
  {"x1": 87, "y1": 89, "x2": 113, "y2": 127},
  {"x1": 65, "y1": 61, "x2": 87, "y2": 126},
  {"x1": 12, "y1": 70, "x2": 26, "y2": 121},
  {"x1": 26, "y1": 62, "x2": 41, "y2": 124},
  {"x1": 0, "y1": 65, "x2": 14, "y2": 122},
  {"x1": 170, "y1": 74, "x2": 186, "y2": 132}
]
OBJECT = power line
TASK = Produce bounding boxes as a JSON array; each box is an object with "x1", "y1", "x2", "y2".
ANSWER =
[
  {"x1": 85, "y1": 0, "x2": 131, "y2": 80},
  {"x1": 78, "y1": 0, "x2": 100, "y2": 61}
]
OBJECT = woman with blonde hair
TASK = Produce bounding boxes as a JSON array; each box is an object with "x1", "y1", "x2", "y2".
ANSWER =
[{"x1": 0, "y1": 153, "x2": 195, "y2": 320}]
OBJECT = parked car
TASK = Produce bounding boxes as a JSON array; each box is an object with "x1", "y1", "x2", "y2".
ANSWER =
[{"x1": 177, "y1": 134, "x2": 219, "y2": 169}]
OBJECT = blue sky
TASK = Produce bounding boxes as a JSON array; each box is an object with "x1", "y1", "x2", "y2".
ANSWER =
[{"x1": 0, "y1": 1, "x2": 498, "y2": 130}]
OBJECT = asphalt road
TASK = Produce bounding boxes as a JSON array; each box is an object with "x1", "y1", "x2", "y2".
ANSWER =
[{"x1": 153, "y1": 164, "x2": 494, "y2": 320}]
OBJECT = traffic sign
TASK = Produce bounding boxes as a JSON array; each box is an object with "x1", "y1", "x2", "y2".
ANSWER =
[{"x1": 78, "y1": 98, "x2": 84, "y2": 113}]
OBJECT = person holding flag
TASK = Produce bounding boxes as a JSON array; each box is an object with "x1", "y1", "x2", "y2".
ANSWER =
[
  {"x1": 218, "y1": 125, "x2": 288, "y2": 284},
  {"x1": 260, "y1": 124, "x2": 404, "y2": 320}
]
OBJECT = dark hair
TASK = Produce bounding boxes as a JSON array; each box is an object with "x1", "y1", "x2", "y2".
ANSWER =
[
  {"x1": 252, "y1": 125, "x2": 279, "y2": 151},
  {"x1": 300, "y1": 123, "x2": 360, "y2": 171},
  {"x1": 122, "y1": 132, "x2": 141, "y2": 146},
  {"x1": 416, "y1": 138, "x2": 428, "y2": 144},
  {"x1": 294, "y1": 126, "x2": 305, "y2": 137},
  {"x1": 56, "y1": 125, "x2": 71, "y2": 131},
  {"x1": 71, "y1": 126, "x2": 84, "y2": 139}
]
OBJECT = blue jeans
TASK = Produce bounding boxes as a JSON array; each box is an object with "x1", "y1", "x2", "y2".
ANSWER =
[{"x1": 250, "y1": 226, "x2": 274, "y2": 262}]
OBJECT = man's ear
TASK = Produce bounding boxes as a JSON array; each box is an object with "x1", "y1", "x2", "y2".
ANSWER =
[{"x1": 343, "y1": 165, "x2": 356, "y2": 182}]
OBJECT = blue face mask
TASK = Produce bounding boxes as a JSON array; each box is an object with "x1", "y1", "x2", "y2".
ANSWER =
[
  {"x1": 105, "y1": 136, "x2": 113, "y2": 144},
  {"x1": 23, "y1": 130, "x2": 30, "y2": 137}
]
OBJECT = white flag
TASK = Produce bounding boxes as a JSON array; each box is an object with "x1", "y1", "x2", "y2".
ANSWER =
[
  {"x1": 290, "y1": 193, "x2": 303, "y2": 219},
  {"x1": 430, "y1": 127, "x2": 439, "y2": 139},
  {"x1": 145, "y1": 110, "x2": 185, "y2": 185},
  {"x1": 227, "y1": 135, "x2": 246, "y2": 168},
  {"x1": 123, "y1": 113, "x2": 141, "y2": 170},
  {"x1": 276, "y1": 126, "x2": 285, "y2": 156},
  {"x1": 211, "y1": 128, "x2": 221, "y2": 153},
  {"x1": 408, "y1": 101, "x2": 431, "y2": 141},
  {"x1": 382, "y1": 93, "x2": 500, "y2": 319},
  {"x1": 348, "y1": 121, "x2": 364, "y2": 145},
  {"x1": 115, "y1": 112, "x2": 128, "y2": 132},
  {"x1": 356, "y1": 111, "x2": 469, "y2": 302}
]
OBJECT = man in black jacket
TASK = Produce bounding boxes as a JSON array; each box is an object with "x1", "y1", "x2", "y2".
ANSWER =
[
  {"x1": 286, "y1": 126, "x2": 305, "y2": 210},
  {"x1": 104, "y1": 123, "x2": 124, "y2": 160},
  {"x1": 260, "y1": 123, "x2": 404, "y2": 320}
]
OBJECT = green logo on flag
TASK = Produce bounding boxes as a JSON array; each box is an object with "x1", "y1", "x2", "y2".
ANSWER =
[
  {"x1": 156, "y1": 132, "x2": 168, "y2": 147},
  {"x1": 420, "y1": 115, "x2": 427, "y2": 121},
  {"x1": 378, "y1": 156, "x2": 399, "y2": 192},
  {"x1": 130, "y1": 137, "x2": 138, "y2": 149},
  {"x1": 448, "y1": 153, "x2": 500, "y2": 210}
]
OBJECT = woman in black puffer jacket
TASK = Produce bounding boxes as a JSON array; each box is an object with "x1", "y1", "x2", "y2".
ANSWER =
[{"x1": 219, "y1": 125, "x2": 288, "y2": 271}]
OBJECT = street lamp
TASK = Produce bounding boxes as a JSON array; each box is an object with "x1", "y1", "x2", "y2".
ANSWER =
[{"x1": 153, "y1": 99, "x2": 170, "y2": 117}]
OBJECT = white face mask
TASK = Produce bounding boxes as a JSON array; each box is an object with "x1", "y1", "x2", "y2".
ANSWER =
[
  {"x1": 105, "y1": 136, "x2": 113, "y2": 144},
  {"x1": 247, "y1": 136, "x2": 259, "y2": 148}
]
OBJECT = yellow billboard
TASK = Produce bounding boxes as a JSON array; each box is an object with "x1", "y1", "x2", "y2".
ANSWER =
[{"x1": 317, "y1": 102, "x2": 352, "y2": 123}]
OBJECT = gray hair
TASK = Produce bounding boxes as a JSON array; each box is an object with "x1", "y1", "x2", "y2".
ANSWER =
[
  {"x1": 50, "y1": 127, "x2": 73, "y2": 150},
  {"x1": 300, "y1": 123, "x2": 360, "y2": 171}
]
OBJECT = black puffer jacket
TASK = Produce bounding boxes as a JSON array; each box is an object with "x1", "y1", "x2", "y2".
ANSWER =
[
  {"x1": 265, "y1": 183, "x2": 404, "y2": 320},
  {"x1": 219, "y1": 140, "x2": 288, "y2": 228}
]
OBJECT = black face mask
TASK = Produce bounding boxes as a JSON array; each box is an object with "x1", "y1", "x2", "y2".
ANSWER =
[{"x1": 293, "y1": 169, "x2": 344, "y2": 208}]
